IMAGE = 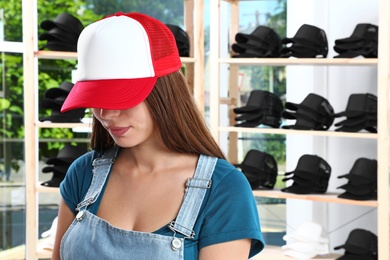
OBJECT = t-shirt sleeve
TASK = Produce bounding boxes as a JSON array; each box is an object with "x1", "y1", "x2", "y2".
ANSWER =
[
  {"x1": 60, "y1": 152, "x2": 95, "y2": 215},
  {"x1": 198, "y1": 161, "x2": 265, "y2": 257}
]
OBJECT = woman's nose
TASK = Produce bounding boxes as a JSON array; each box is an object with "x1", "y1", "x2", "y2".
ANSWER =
[{"x1": 99, "y1": 109, "x2": 120, "y2": 119}]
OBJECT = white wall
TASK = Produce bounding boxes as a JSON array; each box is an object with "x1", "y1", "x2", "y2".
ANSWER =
[{"x1": 286, "y1": 0, "x2": 378, "y2": 252}]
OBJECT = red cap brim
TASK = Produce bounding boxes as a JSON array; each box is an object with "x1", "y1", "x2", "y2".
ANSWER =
[{"x1": 61, "y1": 77, "x2": 157, "y2": 112}]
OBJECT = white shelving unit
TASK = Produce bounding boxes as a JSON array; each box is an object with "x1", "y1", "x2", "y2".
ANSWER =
[
  {"x1": 20, "y1": 0, "x2": 205, "y2": 259},
  {"x1": 209, "y1": 0, "x2": 389, "y2": 259}
]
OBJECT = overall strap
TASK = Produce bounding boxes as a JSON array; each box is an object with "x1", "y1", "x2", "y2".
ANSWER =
[
  {"x1": 169, "y1": 155, "x2": 218, "y2": 239},
  {"x1": 76, "y1": 146, "x2": 120, "y2": 212}
]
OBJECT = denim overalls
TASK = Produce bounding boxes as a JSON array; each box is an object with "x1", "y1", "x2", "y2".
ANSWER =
[{"x1": 60, "y1": 146, "x2": 217, "y2": 260}]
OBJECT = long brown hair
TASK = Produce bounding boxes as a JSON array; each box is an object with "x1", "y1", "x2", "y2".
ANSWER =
[{"x1": 90, "y1": 70, "x2": 226, "y2": 159}]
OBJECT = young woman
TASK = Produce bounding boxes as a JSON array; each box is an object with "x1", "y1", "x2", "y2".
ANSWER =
[{"x1": 52, "y1": 12, "x2": 264, "y2": 260}]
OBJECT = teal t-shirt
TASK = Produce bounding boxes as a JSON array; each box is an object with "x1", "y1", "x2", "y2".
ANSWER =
[{"x1": 60, "y1": 151, "x2": 265, "y2": 259}]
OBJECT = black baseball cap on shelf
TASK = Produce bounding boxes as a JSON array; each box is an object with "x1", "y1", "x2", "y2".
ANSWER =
[
  {"x1": 44, "y1": 82, "x2": 74, "y2": 99},
  {"x1": 334, "y1": 24, "x2": 378, "y2": 45},
  {"x1": 40, "y1": 13, "x2": 84, "y2": 35},
  {"x1": 41, "y1": 171, "x2": 66, "y2": 188},
  {"x1": 282, "y1": 93, "x2": 335, "y2": 130},
  {"x1": 337, "y1": 182, "x2": 376, "y2": 196},
  {"x1": 280, "y1": 41, "x2": 328, "y2": 58},
  {"x1": 234, "y1": 149, "x2": 278, "y2": 190},
  {"x1": 39, "y1": 26, "x2": 80, "y2": 45},
  {"x1": 233, "y1": 26, "x2": 281, "y2": 58},
  {"x1": 165, "y1": 24, "x2": 190, "y2": 57},
  {"x1": 39, "y1": 108, "x2": 86, "y2": 123},
  {"x1": 334, "y1": 49, "x2": 377, "y2": 59},
  {"x1": 335, "y1": 122, "x2": 377, "y2": 133},
  {"x1": 338, "y1": 191, "x2": 377, "y2": 201},
  {"x1": 334, "y1": 116, "x2": 377, "y2": 128},
  {"x1": 335, "y1": 93, "x2": 377, "y2": 118},
  {"x1": 333, "y1": 39, "x2": 377, "y2": 53},
  {"x1": 235, "y1": 26, "x2": 280, "y2": 45},
  {"x1": 233, "y1": 90, "x2": 283, "y2": 114},
  {"x1": 336, "y1": 251, "x2": 377, "y2": 260},
  {"x1": 42, "y1": 163, "x2": 71, "y2": 175},
  {"x1": 285, "y1": 154, "x2": 331, "y2": 178},
  {"x1": 40, "y1": 40, "x2": 78, "y2": 52},
  {"x1": 234, "y1": 114, "x2": 282, "y2": 128},
  {"x1": 282, "y1": 154, "x2": 331, "y2": 194},
  {"x1": 46, "y1": 144, "x2": 88, "y2": 165},
  {"x1": 281, "y1": 24, "x2": 328, "y2": 58},
  {"x1": 337, "y1": 158, "x2": 377, "y2": 185},
  {"x1": 235, "y1": 107, "x2": 282, "y2": 121},
  {"x1": 41, "y1": 96, "x2": 66, "y2": 110},
  {"x1": 334, "y1": 229, "x2": 378, "y2": 255}
]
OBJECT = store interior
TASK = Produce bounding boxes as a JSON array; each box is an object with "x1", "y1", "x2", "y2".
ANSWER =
[{"x1": 0, "y1": 0, "x2": 389, "y2": 259}]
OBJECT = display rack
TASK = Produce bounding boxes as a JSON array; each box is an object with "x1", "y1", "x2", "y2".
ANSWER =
[
  {"x1": 209, "y1": 0, "x2": 389, "y2": 259},
  {"x1": 21, "y1": 0, "x2": 205, "y2": 259}
]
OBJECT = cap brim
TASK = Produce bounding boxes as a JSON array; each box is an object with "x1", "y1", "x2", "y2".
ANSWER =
[
  {"x1": 61, "y1": 77, "x2": 157, "y2": 112},
  {"x1": 338, "y1": 191, "x2": 377, "y2": 200},
  {"x1": 337, "y1": 183, "x2": 376, "y2": 196},
  {"x1": 337, "y1": 173, "x2": 375, "y2": 185}
]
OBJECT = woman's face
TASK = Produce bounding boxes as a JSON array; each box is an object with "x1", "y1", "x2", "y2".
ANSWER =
[{"x1": 92, "y1": 101, "x2": 156, "y2": 148}]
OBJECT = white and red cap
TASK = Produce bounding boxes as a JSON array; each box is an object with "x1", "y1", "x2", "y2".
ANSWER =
[{"x1": 61, "y1": 12, "x2": 182, "y2": 112}]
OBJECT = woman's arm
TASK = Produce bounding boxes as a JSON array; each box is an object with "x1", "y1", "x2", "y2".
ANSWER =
[
  {"x1": 199, "y1": 239, "x2": 252, "y2": 260},
  {"x1": 51, "y1": 199, "x2": 76, "y2": 260}
]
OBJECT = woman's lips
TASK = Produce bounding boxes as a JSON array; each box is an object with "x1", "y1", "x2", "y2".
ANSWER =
[{"x1": 108, "y1": 127, "x2": 130, "y2": 136}]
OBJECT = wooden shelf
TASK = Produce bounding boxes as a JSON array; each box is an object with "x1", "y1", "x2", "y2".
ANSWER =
[
  {"x1": 219, "y1": 57, "x2": 378, "y2": 66},
  {"x1": 253, "y1": 190, "x2": 378, "y2": 207},
  {"x1": 34, "y1": 50, "x2": 196, "y2": 63},
  {"x1": 251, "y1": 246, "x2": 342, "y2": 260},
  {"x1": 219, "y1": 126, "x2": 378, "y2": 139},
  {"x1": 35, "y1": 121, "x2": 91, "y2": 129}
]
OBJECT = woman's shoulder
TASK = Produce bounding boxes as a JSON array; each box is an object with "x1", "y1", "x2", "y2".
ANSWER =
[{"x1": 211, "y1": 157, "x2": 250, "y2": 188}]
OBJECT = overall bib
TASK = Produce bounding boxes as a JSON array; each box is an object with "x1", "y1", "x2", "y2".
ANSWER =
[{"x1": 60, "y1": 147, "x2": 217, "y2": 260}]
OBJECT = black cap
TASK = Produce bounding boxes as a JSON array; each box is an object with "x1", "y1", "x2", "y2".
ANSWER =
[
  {"x1": 234, "y1": 149, "x2": 278, "y2": 190},
  {"x1": 232, "y1": 26, "x2": 282, "y2": 58},
  {"x1": 45, "y1": 144, "x2": 88, "y2": 165},
  {"x1": 282, "y1": 154, "x2": 331, "y2": 194},
  {"x1": 338, "y1": 191, "x2": 377, "y2": 201},
  {"x1": 233, "y1": 90, "x2": 283, "y2": 114},
  {"x1": 337, "y1": 182, "x2": 376, "y2": 196},
  {"x1": 165, "y1": 24, "x2": 190, "y2": 57},
  {"x1": 282, "y1": 93, "x2": 334, "y2": 130},
  {"x1": 335, "y1": 93, "x2": 377, "y2": 118},
  {"x1": 39, "y1": 26, "x2": 80, "y2": 45},
  {"x1": 334, "y1": 229, "x2": 377, "y2": 256},
  {"x1": 335, "y1": 24, "x2": 378, "y2": 45},
  {"x1": 281, "y1": 24, "x2": 328, "y2": 58},
  {"x1": 337, "y1": 158, "x2": 377, "y2": 185},
  {"x1": 44, "y1": 82, "x2": 74, "y2": 99},
  {"x1": 41, "y1": 170, "x2": 66, "y2": 188},
  {"x1": 39, "y1": 108, "x2": 86, "y2": 123},
  {"x1": 40, "y1": 13, "x2": 84, "y2": 35}
]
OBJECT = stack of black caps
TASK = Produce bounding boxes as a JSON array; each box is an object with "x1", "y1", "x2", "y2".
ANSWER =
[
  {"x1": 282, "y1": 93, "x2": 335, "y2": 130},
  {"x1": 231, "y1": 26, "x2": 282, "y2": 58},
  {"x1": 282, "y1": 154, "x2": 331, "y2": 194},
  {"x1": 39, "y1": 13, "x2": 84, "y2": 52},
  {"x1": 234, "y1": 149, "x2": 278, "y2": 190},
  {"x1": 41, "y1": 144, "x2": 88, "y2": 187},
  {"x1": 281, "y1": 24, "x2": 328, "y2": 58},
  {"x1": 334, "y1": 93, "x2": 377, "y2": 133},
  {"x1": 40, "y1": 81, "x2": 86, "y2": 123},
  {"x1": 334, "y1": 23, "x2": 378, "y2": 58},
  {"x1": 337, "y1": 158, "x2": 377, "y2": 200},
  {"x1": 233, "y1": 90, "x2": 284, "y2": 128},
  {"x1": 334, "y1": 229, "x2": 378, "y2": 260},
  {"x1": 165, "y1": 24, "x2": 190, "y2": 57}
]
